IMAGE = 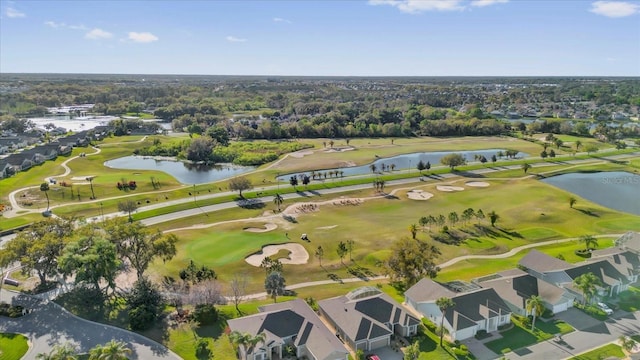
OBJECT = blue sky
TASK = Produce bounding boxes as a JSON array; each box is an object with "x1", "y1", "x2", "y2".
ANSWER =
[{"x1": 1, "y1": 0, "x2": 639, "y2": 76}]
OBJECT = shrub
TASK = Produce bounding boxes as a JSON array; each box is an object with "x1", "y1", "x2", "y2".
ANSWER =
[
  {"x1": 575, "y1": 249, "x2": 592, "y2": 258},
  {"x1": 195, "y1": 338, "x2": 211, "y2": 359},
  {"x1": 193, "y1": 304, "x2": 218, "y2": 325},
  {"x1": 0, "y1": 303, "x2": 24, "y2": 318}
]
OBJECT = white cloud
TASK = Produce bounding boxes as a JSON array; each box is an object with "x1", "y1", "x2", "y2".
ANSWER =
[
  {"x1": 6, "y1": 7, "x2": 25, "y2": 18},
  {"x1": 368, "y1": 0, "x2": 465, "y2": 13},
  {"x1": 470, "y1": 0, "x2": 509, "y2": 7},
  {"x1": 85, "y1": 28, "x2": 113, "y2": 40},
  {"x1": 226, "y1": 35, "x2": 247, "y2": 42},
  {"x1": 128, "y1": 32, "x2": 159, "y2": 43},
  {"x1": 590, "y1": 1, "x2": 639, "y2": 17},
  {"x1": 45, "y1": 21, "x2": 86, "y2": 30},
  {"x1": 273, "y1": 17, "x2": 292, "y2": 23}
]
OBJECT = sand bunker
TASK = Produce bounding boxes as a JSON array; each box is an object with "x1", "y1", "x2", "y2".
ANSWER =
[
  {"x1": 245, "y1": 243, "x2": 310, "y2": 266},
  {"x1": 324, "y1": 147, "x2": 355, "y2": 153},
  {"x1": 407, "y1": 189, "x2": 434, "y2": 200},
  {"x1": 290, "y1": 150, "x2": 313, "y2": 158},
  {"x1": 466, "y1": 181, "x2": 490, "y2": 188},
  {"x1": 244, "y1": 223, "x2": 278, "y2": 233},
  {"x1": 436, "y1": 185, "x2": 465, "y2": 192},
  {"x1": 316, "y1": 225, "x2": 338, "y2": 230}
]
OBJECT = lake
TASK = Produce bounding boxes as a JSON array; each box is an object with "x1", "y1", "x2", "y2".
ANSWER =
[
  {"x1": 279, "y1": 149, "x2": 527, "y2": 180},
  {"x1": 104, "y1": 156, "x2": 255, "y2": 185},
  {"x1": 541, "y1": 171, "x2": 640, "y2": 215}
]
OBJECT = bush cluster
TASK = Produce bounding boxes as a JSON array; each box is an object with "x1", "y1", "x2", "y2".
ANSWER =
[{"x1": 0, "y1": 302, "x2": 25, "y2": 318}]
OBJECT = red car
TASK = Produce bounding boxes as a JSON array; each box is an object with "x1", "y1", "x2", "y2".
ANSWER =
[{"x1": 366, "y1": 355, "x2": 381, "y2": 360}]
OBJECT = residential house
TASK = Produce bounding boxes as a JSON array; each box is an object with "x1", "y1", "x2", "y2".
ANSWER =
[
  {"x1": 0, "y1": 160, "x2": 13, "y2": 179},
  {"x1": 60, "y1": 131, "x2": 89, "y2": 147},
  {"x1": 318, "y1": 287, "x2": 419, "y2": 352},
  {"x1": 0, "y1": 137, "x2": 28, "y2": 153},
  {"x1": 474, "y1": 269, "x2": 574, "y2": 315},
  {"x1": 227, "y1": 299, "x2": 349, "y2": 360},
  {"x1": 615, "y1": 232, "x2": 640, "y2": 255},
  {"x1": 6, "y1": 153, "x2": 35, "y2": 172},
  {"x1": 405, "y1": 279, "x2": 512, "y2": 341}
]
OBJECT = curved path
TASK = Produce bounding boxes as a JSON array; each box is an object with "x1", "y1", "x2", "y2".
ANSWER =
[
  {"x1": 236, "y1": 233, "x2": 623, "y2": 301},
  {"x1": 0, "y1": 289, "x2": 180, "y2": 360}
]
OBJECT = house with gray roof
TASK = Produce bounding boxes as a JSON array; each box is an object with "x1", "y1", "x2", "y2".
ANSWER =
[
  {"x1": 475, "y1": 269, "x2": 574, "y2": 315},
  {"x1": 227, "y1": 299, "x2": 348, "y2": 360},
  {"x1": 405, "y1": 279, "x2": 512, "y2": 341},
  {"x1": 318, "y1": 287, "x2": 419, "y2": 352},
  {"x1": 615, "y1": 232, "x2": 640, "y2": 255}
]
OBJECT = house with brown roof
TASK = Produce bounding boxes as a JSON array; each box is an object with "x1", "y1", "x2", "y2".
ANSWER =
[
  {"x1": 318, "y1": 287, "x2": 419, "y2": 352},
  {"x1": 475, "y1": 269, "x2": 574, "y2": 315},
  {"x1": 405, "y1": 279, "x2": 511, "y2": 341},
  {"x1": 227, "y1": 299, "x2": 348, "y2": 360}
]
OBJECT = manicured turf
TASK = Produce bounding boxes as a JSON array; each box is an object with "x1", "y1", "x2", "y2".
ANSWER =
[
  {"x1": 569, "y1": 343, "x2": 625, "y2": 360},
  {"x1": 0, "y1": 333, "x2": 29, "y2": 360}
]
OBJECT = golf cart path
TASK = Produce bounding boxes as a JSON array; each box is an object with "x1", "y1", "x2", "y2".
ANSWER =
[{"x1": 235, "y1": 233, "x2": 624, "y2": 300}]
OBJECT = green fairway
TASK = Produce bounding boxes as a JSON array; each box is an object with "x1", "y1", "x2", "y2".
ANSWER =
[{"x1": 0, "y1": 333, "x2": 29, "y2": 360}]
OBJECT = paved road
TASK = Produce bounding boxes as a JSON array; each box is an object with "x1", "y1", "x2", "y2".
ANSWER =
[{"x1": 0, "y1": 289, "x2": 180, "y2": 360}]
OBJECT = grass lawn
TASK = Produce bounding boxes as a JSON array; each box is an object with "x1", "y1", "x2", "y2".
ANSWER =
[
  {"x1": 0, "y1": 333, "x2": 29, "y2": 360},
  {"x1": 616, "y1": 287, "x2": 640, "y2": 312},
  {"x1": 569, "y1": 343, "x2": 625, "y2": 360},
  {"x1": 485, "y1": 315, "x2": 573, "y2": 354}
]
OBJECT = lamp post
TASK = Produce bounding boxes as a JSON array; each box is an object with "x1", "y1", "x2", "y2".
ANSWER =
[{"x1": 99, "y1": 202, "x2": 104, "y2": 223}]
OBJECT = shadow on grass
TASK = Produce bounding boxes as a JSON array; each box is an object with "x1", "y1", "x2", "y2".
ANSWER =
[
  {"x1": 327, "y1": 273, "x2": 343, "y2": 284},
  {"x1": 574, "y1": 208, "x2": 600, "y2": 217}
]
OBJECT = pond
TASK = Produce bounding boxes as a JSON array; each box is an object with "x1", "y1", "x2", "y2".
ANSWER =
[
  {"x1": 278, "y1": 149, "x2": 527, "y2": 180},
  {"x1": 104, "y1": 156, "x2": 255, "y2": 185},
  {"x1": 541, "y1": 171, "x2": 640, "y2": 215}
]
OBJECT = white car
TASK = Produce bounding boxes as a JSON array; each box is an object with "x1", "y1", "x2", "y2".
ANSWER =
[{"x1": 597, "y1": 302, "x2": 613, "y2": 315}]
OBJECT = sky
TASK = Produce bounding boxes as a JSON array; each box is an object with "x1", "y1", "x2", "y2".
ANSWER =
[{"x1": 1, "y1": 0, "x2": 639, "y2": 76}]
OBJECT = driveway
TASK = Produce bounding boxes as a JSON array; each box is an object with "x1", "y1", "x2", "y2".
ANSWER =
[
  {"x1": 0, "y1": 289, "x2": 180, "y2": 360},
  {"x1": 366, "y1": 346, "x2": 403, "y2": 360},
  {"x1": 553, "y1": 308, "x2": 604, "y2": 332}
]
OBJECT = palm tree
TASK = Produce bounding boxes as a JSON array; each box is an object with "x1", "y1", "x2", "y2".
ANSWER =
[
  {"x1": 580, "y1": 234, "x2": 598, "y2": 251},
  {"x1": 246, "y1": 333, "x2": 267, "y2": 359},
  {"x1": 526, "y1": 295, "x2": 545, "y2": 331},
  {"x1": 409, "y1": 224, "x2": 418, "y2": 239},
  {"x1": 89, "y1": 340, "x2": 131, "y2": 360},
  {"x1": 619, "y1": 336, "x2": 637, "y2": 353},
  {"x1": 488, "y1": 210, "x2": 499, "y2": 227},
  {"x1": 569, "y1": 197, "x2": 577, "y2": 208},
  {"x1": 390, "y1": 164, "x2": 396, "y2": 171},
  {"x1": 575, "y1": 140, "x2": 582, "y2": 151},
  {"x1": 573, "y1": 272, "x2": 602, "y2": 305},
  {"x1": 369, "y1": 164, "x2": 377, "y2": 173},
  {"x1": 436, "y1": 297, "x2": 455, "y2": 346},
  {"x1": 40, "y1": 182, "x2": 50, "y2": 211},
  {"x1": 86, "y1": 176, "x2": 96, "y2": 200},
  {"x1": 337, "y1": 241, "x2": 348, "y2": 265},
  {"x1": 419, "y1": 216, "x2": 429, "y2": 232},
  {"x1": 273, "y1": 193, "x2": 283, "y2": 212},
  {"x1": 522, "y1": 163, "x2": 532, "y2": 174},
  {"x1": 36, "y1": 343, "x2": 78, "y2": 360},
  {"x1": 229, "y1": 331, "x2": 252, "y2": 359},
  {"x1": 264, "y1": 271, "x2": 286, "y2": 303}
]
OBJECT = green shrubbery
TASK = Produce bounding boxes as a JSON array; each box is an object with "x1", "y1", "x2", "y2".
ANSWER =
[
  {"x1": 0, "y1": 303, "x2": 24, "y2": 318},
  {"x1": 193, "y1": 304, "x2": 218, "y2": 325}
]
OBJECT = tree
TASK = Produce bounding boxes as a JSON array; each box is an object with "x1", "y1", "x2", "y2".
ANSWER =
[
  {"x1": 404, "y1": 340, "x2": 420, "y2": 360},
  {"x1": 440, "y1": 153, "x2": 466, "y2": 170},
  {"x1": 575, "y1": 140, "x2": 582, "y2": 150},
  {"x1": 573, "y1": 272, "x2": 601, "y2": 305},
  {"x1": 229, "y1": 176, "x2": 252, "y2": 198},
  {"x1": 86, "y1": 176, "x2": 96, "y2": 200},
  {"x1": 522, "y1": 163, "x2": 532, "y2": 174},
  {"x1": 260, "y1": 258, "x2": 282, "y2": 275},
  {"x1": 488, "y1": 210, "x2": 499, "y2": 227},
  {"x1": 409, "y1": 224, "x2": 418, "y2": 239},
  {"x1": 36, "y1": 343, "x2": 78, "y2": 360},
  {"x1": 346, "y1": 239, "x2": 355, "y2": 261},
  {"x1": 273, "y1": 193, "x2": 284, "y2": 212},
  {"x1": 117, "y1": 200, "x2": 138, "y2": 222},
  {"x1": 59, "y1": 237, "x2": 122, "y2": 293},
  {"x1": 124, "y1": 277, "x2": 164, "y2": 330},
  {"x1": 89, "y1": 340, "x2": 131, "y2": 360},
  {"x1": 436, "y1": 297, "x2": 455, "y2": 346},
  {"x1": 206, "y1": 125, "x2": 230, "y2": 146},
  {"x1": 264, "y1": 271, "x2": 286, "y2": 303},
  {"x1": 416, "y1": 160, "x2": 426, "y2": 173},
  {"x1": 475, "y1": 209, "x2": 485, "y2": 224},
  {"x1": 186, "y1": 137, "x2": 214, "y2": 162},
  {"x1": 491, "y1": 154, "x2": 497, "y2": 164},
  {"x1": 369, "y1": 164, "x2": 377, "y2": 173},
  {"x1": 425, "y1": 161, "x2": 431, "y2": 171},
  {"x1": 337, "y1": 241, "x2": 348, "y2": 265},
  {"x1": 229, "y1": 273, "x2": 248, "y2": 315},
  {"x1": 40, "y1": 182, "x2": 50, "y2": 211},
  {"x1": 289, "y1": 176, "x2": 298, "y2": 189},
  {"x1": 526, "y1": 295, "x2": 544, "y2": 331},
  {"x1": 230, "y1": 331, "x2": 267, "y2": 360},
  {"x1": 419, "y1": 216, "x2": 429, "y2": 232},
  {"x1": 104, "y1": 219, "x2": 177, "y2": 279},
  {"x1": 580, "y1": 234, "x2": 598, "y2": 251},
  {"x1": 0, "y1": 218, "x2": 74, "y2": 287},
  {"x1": 384, "y1": 237, "x2": 441, "y2": 287},
  {"x1": 462, "y1": 208, "x2": 475, "y2": 225},
  {"x1": 448, "y1": 211, "x2": 459, "y2": 226},
  {"x1": 540, "y1": 150, "x2": 548, "y2": 159},
  {"x1": 569, "y1": 197, "x2": 577, "y2": 208},
  {"x1": 315, "y1": 246, "x2": 324, "y2": 267},
  {"x1": 549, "y1": 149, "x2": 556, "y2": 158},
  {"x1": 179, "y1": 259, "x2": 216, "y2": 284},
  {"x1": 554, "y1": 138, "x2": 563, "y2": 149}
]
